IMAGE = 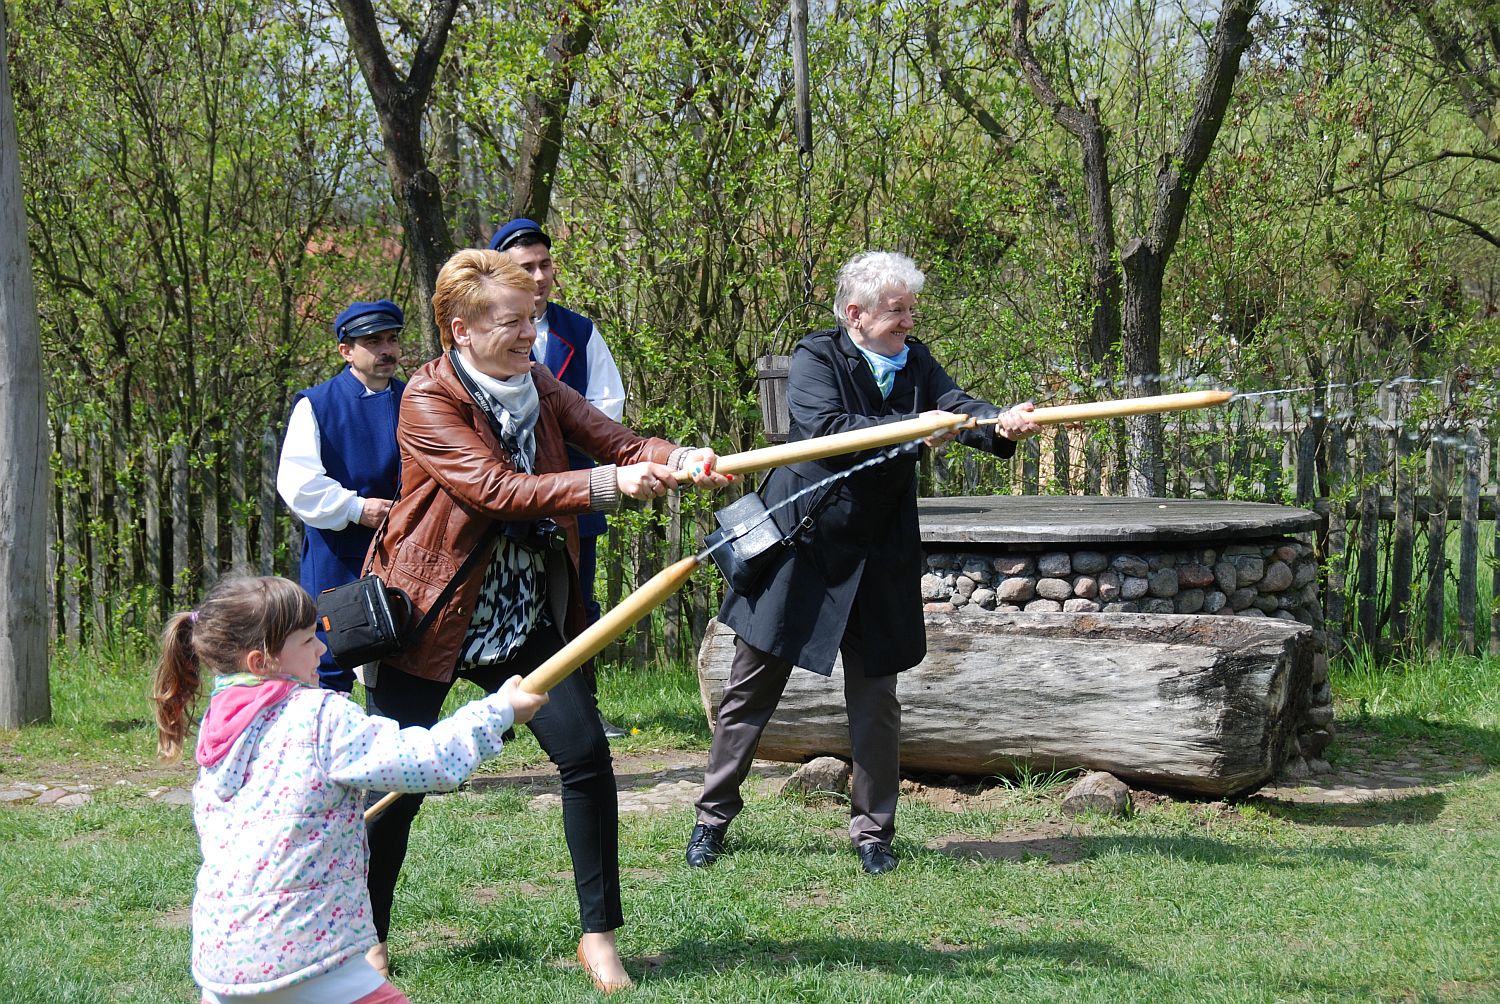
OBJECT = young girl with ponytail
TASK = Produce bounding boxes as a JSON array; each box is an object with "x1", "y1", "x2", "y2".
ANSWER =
[{"x1": 153, "y1": 574, "x2": 545, "y2": 1003}]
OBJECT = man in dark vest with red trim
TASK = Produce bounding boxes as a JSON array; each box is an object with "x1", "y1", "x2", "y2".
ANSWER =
[
  {"x1": 490, "y1": 218, "x2": 630, "y2": 737},
  {"x1": 277, "y1": 299, "x2": 406, "y2": 692}
]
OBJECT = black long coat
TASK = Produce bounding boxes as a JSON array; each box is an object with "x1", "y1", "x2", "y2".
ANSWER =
[{"x1": 719, "y1": 327, "x2": 1016, "y2": 677}]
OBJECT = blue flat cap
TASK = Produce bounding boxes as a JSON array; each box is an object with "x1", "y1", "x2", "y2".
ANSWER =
[
  {"x1": 488, "y1": 217, "x2": 551, "y2": 252},
  {"x1": 333, "y1": 300, "x2": 404, "y2": 342}
]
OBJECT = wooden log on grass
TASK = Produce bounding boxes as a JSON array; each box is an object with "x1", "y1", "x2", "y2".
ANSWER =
[{"x1": 697, "y1": 612, "x2": 1315, "y2": 798}]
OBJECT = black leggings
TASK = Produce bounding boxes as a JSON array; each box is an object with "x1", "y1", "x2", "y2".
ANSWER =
[{"x1": 364, "y1": 627, "x2": 622, "y2": 939}]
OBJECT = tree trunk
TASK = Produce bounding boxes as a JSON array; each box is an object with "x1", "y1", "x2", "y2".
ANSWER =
[
  {"x1": 335, "y1": 0, "x2": 461, "y2": 361},
  {"x1": 509, "y1": 11, "x2": 596, "y2": 223},
  {"x1": 1121, "y1": 236, "x2": 1165, "y2": 496},
  {"x1": 1009, "y1": 0, "x2": 1258, "y2": 497},
  {"x1": 377, "y1": 105, "x2": 453, "y2": 361},
  {"x1": 698, "y1": 612, "x2": 1315, "y2": 797},
  {"x1": 0, "y1": 0, "x2": 52, "y2": 725}
]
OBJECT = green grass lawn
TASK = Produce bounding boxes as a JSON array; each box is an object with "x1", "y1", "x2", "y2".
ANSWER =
[{"x1": 1, "y1": 650, "x2": 1497, "y2": 1003}]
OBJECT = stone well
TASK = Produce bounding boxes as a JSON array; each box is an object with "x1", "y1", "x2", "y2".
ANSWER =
[{"x1": 915, "y1": 496, "x2": 1332, "y2": 774}]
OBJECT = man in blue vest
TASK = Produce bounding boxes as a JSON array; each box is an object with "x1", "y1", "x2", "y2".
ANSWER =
[
  {"x1": 277, "y1": 299, "x2": 406, "y2": 692},
  {"x1": 490, "y1": 218, "x2": 630, "y2": 736}
]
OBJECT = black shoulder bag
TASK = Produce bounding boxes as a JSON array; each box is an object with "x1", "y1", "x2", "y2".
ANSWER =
[
  {"x1": 316, "y1": 516, "x2": 498, "y2": 671},
  {"x1": 702, "y1": 474, "x2": 836, "y2": 594}
]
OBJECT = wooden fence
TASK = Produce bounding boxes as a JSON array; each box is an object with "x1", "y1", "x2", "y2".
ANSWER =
[
  {"x1": 47, "y1": 373, "x2": 1500, "y2": 665},
  {"x1": 44, "y1": 413, "x2": 721, "y2": 667}
]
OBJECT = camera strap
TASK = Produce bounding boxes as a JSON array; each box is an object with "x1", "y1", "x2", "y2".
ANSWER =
[{"x1": 449, "y1": 349, "x2": 533, "y2": 473}]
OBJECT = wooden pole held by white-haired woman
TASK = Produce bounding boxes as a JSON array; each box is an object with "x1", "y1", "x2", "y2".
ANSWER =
[{"x1": 669, "y1": 390, "x2": 1232, "y2": 485}]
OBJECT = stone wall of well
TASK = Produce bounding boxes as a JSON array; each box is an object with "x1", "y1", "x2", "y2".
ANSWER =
[{"x1": 920, "y1": 537, "x2": 1335, "y2": 778}]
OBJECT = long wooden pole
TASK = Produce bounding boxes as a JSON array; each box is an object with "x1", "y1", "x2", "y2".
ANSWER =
[
  {"x1": 670, "y1": 412, "x2": 967, "y2": 485},
  {"x1": 364, "y1": 556, "x2": 701, "y2": 823},
  {"x1": 982, "y1": 390, "x2": 1233, "y2": 427},
  {"x1": 369, "y1": 388, "x2": 1231, "y2": 820},
  {"x1": 673, "y1": 390, "x2": 1232, "y2": 485}
]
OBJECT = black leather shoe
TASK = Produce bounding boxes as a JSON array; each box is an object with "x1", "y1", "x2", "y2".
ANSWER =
[
  {"x1": 600, "y1": 715, "x2": 629, "y2": 739},
  {"x1": 685, "y1": 823, "x2": 728, "y2": 867},
  {"x1": 857, "y1": 842, "x2": 898, "y2": 875}
]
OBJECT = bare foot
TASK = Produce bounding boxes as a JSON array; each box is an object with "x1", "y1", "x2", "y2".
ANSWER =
[
  {"x1": 365, "y1": 941, "x2": 389, "y2": 979},
  {"x1": 577, "y1": 931, "x2": 633, "y2": 994}
]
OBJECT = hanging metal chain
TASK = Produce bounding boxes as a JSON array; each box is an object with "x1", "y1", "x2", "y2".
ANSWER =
[
  {"x1": 798, "y1": 147, "x2": 815, "y2": 309},
  {"x1": 791, "y1": 0, "x2": 815, "y2": 310},
  {"x1": 697, "y1": 439, "x2": 917, "y2": 565}
]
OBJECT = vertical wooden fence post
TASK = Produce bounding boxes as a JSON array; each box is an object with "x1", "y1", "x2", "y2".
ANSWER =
[
  {"x1": 1264, "y1": 413, "x2": 1285, "y2": 502},
  {"x1": 1108, "y1": 426, "x2": 1128, "y2": 495},
  {"x1": 116, "y1": 433, "x2": 135, "y2": 609},
  {"x1": 1389, "y1": 429, "x2": 1416, "y2": 647},
  {"x1": 1084, "y1": 434, "x2": 1102, "y2": 495},
  {"x1": 1457, "y1": 429, "x2": 1480, "y2": 655},
  {"x1": 1169, "y1": 419, "x2": 1187, "y2": 498},
  {"x1": 1021, "y1": 437, "x2": 1039, "y2": 495},
  {"x1": 88, "y1": 425, "x2": 107, "y2": 637},
  {"x1": 664, "y1": 489, "x2": 682, "y2": 660},
  {"x1": 201, "y1": 446, "x2": 219, "y2": 581},
  {"x1": 1204, "y1": 411, "x2": 1223, "y2": 497},
  {"x1": 61, "y1": 423, "x2": 80, "y2": 645},
  {"x1": 604, "y1": 520, "x2": 625, "y2": 664},
  {"x1": 259, "y1": 430, "x2": 276, "y2": 575},
  {"x1": 1424, "y1": 433, "x2": 1452, "y2": 653},
  {"x1": 231, "y1": 434, "x2": 248, "y2": 569},
  {"x1": 1491, "y1": 429, "x2": 1500, "y2": 657},
  {"x1": 144, "y1": 443, "x2": 162, "y2": 616},
  {"x1": 1295, "y1": 425, "x2": 1318, "y2": 507},
  {"x1": 962, "y1": 452, "x2": 979, "y2": 495},
  {"x1": 632, "y1": 512, "x2": 653, "y2": 667},
  {"x1": 1322, "y1": 424, "x2": 1349, "y2": 654},
  {"x1": 1355, "y1": 428, "x2": 1383, "y2": 647},
  {"x1": 172, "y1": 440, "x2": 190, "y2": 604},
  {"x1": 1054, "y1": 429, "x2": 1071, "y2": 494},
  {"x1": 46, "y1": 423, "x2": 58, "y2": 640}
]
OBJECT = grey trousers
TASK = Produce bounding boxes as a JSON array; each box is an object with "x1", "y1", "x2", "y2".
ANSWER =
[{"x1": 694, "y1": 634, "x2": 901, "y2": 848}]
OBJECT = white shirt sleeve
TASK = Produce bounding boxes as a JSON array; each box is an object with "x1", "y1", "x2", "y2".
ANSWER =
[
  {"x1": 276, "y1": 397, "x2": 366, "y2": 530},
  {"x1": 317, "y1": 690, "x2": 516, "y2": 793},
  {"x1": 586, "y1": 324, "x2": 626, "y2": 421}
]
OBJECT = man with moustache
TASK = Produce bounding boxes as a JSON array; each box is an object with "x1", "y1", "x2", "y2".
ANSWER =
[{"x1": 277, "y1": 299, "x2": 407, "y2": 692}]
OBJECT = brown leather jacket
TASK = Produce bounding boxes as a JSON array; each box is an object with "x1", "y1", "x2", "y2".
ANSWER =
[{"x1": 368, "y1": 353, "x2": 682, "y2": 682}]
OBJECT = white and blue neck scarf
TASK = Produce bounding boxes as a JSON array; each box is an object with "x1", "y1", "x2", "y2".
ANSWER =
[{"x1": 856, "y1": 343, "x2": 910, "y2": 399}]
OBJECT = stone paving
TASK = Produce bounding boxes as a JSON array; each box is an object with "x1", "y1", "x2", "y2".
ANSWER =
[
  {"x1": 1250, "y1": 730, "x2": 1489, "y2": 806},
  {"x1": 0, "y1": 728, "x2": 1488, "y2": 813}
]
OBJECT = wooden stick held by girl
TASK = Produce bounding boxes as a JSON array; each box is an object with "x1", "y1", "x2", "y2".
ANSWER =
[{"x1": 152, "y1": 575, "x2": 545, "y2": 1004}]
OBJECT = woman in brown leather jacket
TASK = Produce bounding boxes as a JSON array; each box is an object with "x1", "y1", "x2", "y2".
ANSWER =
[{"x1": 362, "y1": 249, "x2": 728, "y2": 992}]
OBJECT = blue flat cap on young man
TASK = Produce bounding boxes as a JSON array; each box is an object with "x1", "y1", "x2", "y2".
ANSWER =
[{"x1": 488, "y1": 218, "x2": 552, "y2": 253}]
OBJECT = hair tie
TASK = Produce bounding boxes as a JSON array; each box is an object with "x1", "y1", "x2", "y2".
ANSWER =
[{"x1": 188, "y1": 611, "x2": 199, "y2": 624}]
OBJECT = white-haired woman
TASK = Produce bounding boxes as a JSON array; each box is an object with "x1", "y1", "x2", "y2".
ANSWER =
[{"x1": 685, "y1": 251, "x2": 1040, "y2": 874}]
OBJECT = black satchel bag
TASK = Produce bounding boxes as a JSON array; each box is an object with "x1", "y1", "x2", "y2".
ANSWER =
[
  {"x1": 317, "y1": 560, "x2": 483, "y2": 670},
  {"x1": 702, "y1": 478, "x2": 834, "y2": 594},
  {"x1": 316, "y1": 530, "x2": 498, "y2": 670},
  {"x1": 316, "y1": 575, "x2": 415, "y2": 670}
]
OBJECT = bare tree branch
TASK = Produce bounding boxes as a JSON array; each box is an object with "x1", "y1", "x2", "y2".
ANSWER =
[{"x1": 1411, "y1": 200, "x2": 1500, "y2": 249}]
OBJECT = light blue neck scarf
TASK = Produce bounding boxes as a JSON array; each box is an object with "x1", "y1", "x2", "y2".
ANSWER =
[{"x1": 856, "y1": 343, "x2": 910, "y2": 398}]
